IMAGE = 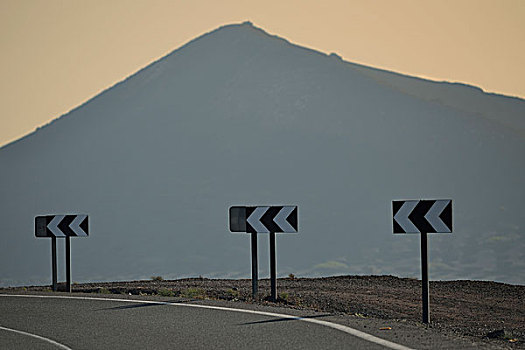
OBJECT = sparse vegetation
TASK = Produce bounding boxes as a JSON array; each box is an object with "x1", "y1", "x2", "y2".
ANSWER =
[
  {"x1": 150, "y1": 276, "x2": 164, "y2": 281},
  {"x1": 288, "y1": 273, "x2": 295, "y2": 280},
  {"x1": 98, "y1": 287, "x2": 111, "y2": 294},
  {"x1": 227, "y1": 288, "x2": 240, "y2": 299},
  {"x1": 279, "y1": 292, "x2": 289, "y2": 302},
  {"x1": 158, "y1": 288, "x2": 174, "y2": 297},
  {"x1": 181, "y1": 287, "x2": 205, "y2": 299}
]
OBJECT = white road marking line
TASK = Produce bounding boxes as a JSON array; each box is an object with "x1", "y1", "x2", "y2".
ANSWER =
[
  {"x1": 1, "y1": 294, "x2": 414, "y2": 350},
  {"x1": 0, "y1": 325, "x2": 73, "y2": 350}
]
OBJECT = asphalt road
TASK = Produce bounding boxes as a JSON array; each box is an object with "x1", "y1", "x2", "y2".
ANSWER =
[{"x1": 0, "y1": 294, "x2": 492, "y2": 349}]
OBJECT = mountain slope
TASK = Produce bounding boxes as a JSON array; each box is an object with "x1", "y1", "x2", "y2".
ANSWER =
[{"x1": 1, "y1": 22, "x2": 524, "y2": 286}]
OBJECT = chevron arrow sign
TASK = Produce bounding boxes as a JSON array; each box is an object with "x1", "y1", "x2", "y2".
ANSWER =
[
  {"x1": 35, "y1": 215, "x2": 89, "y2": 237},
  {"x1": 392, "y1": 200, "x2": 452, "y2": 234},
  {"x1": 230, "y1": 206, "x2": 298, "y2": 233}
]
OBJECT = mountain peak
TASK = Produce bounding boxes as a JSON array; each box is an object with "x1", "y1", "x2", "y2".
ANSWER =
[{"x1": 3, "y1": 21, "x2": 524, "y2": 152}]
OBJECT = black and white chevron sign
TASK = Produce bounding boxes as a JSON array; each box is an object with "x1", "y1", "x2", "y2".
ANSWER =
[
  {"x1": 230, "y1": 206, "x2": 298, "y2": 233},
  {"x1": 35, "y1": 215, "x2": 89, "y2": 237},
  {"x1": 392, "y1": 200, "x2": 452, "y2": 234}
]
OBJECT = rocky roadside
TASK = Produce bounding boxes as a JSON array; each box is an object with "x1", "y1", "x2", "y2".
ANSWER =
[{"x1": 4, "y1": 275, "x2": 524, "y2": 348}]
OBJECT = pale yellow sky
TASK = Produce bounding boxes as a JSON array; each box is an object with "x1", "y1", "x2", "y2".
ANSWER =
[{"x1": 1, "y1": 0, "x2": 524, "y2": 147}]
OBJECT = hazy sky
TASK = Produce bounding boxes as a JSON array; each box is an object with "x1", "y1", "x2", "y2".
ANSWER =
[{"x1": 1, "y1": 0, "x2": 524, "y2": 147}]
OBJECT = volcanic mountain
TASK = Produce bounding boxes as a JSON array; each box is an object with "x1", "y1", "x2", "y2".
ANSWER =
[{"x1": 1, "y1": 22, "x2": 524, "y2": 287}]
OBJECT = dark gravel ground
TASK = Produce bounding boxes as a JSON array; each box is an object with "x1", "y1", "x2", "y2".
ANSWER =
[{"x1": 4, "y1": 275, "x2": 524, "y2": 348}]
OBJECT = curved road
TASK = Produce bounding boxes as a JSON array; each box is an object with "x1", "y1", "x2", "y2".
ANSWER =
[
  {"x1": 0, "y1": 294, "x2": 412, "y2": 349},
  {"x1": 0, "y1": 293, "x2": 487, "y2": 349}
]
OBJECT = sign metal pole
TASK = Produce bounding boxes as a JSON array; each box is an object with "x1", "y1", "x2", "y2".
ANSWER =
[
  {"x1": 251, "y1": 232, "x2": 258, "y2": 299},
  {"x1": 65, "y1": 236, "x2": 71, "y2": 293},
  {"x1": 51, "y1": 236, "x2": 57, "y2": 291},
  {"x1": 421, "y1": 232, "x2": 430, "y2": 324},
  {"x1": 269, "y1": 231, "x2": 277, "y2": 301}
]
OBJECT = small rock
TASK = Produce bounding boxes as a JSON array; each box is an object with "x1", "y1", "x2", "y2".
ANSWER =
[{"x1": 486, "y1": 329, "x2": 507, "y2": 339}]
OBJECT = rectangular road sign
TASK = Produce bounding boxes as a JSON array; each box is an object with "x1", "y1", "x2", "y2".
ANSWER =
[
  {"x1": 35, "y1": 215, "x2": 89, "y2": 237},
  {"x1": 230, "y1": 206, "x2": 298, "y2": 233},
  {"x1": 393, "y1": 199, "x2": 452, "y2": 234}
]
